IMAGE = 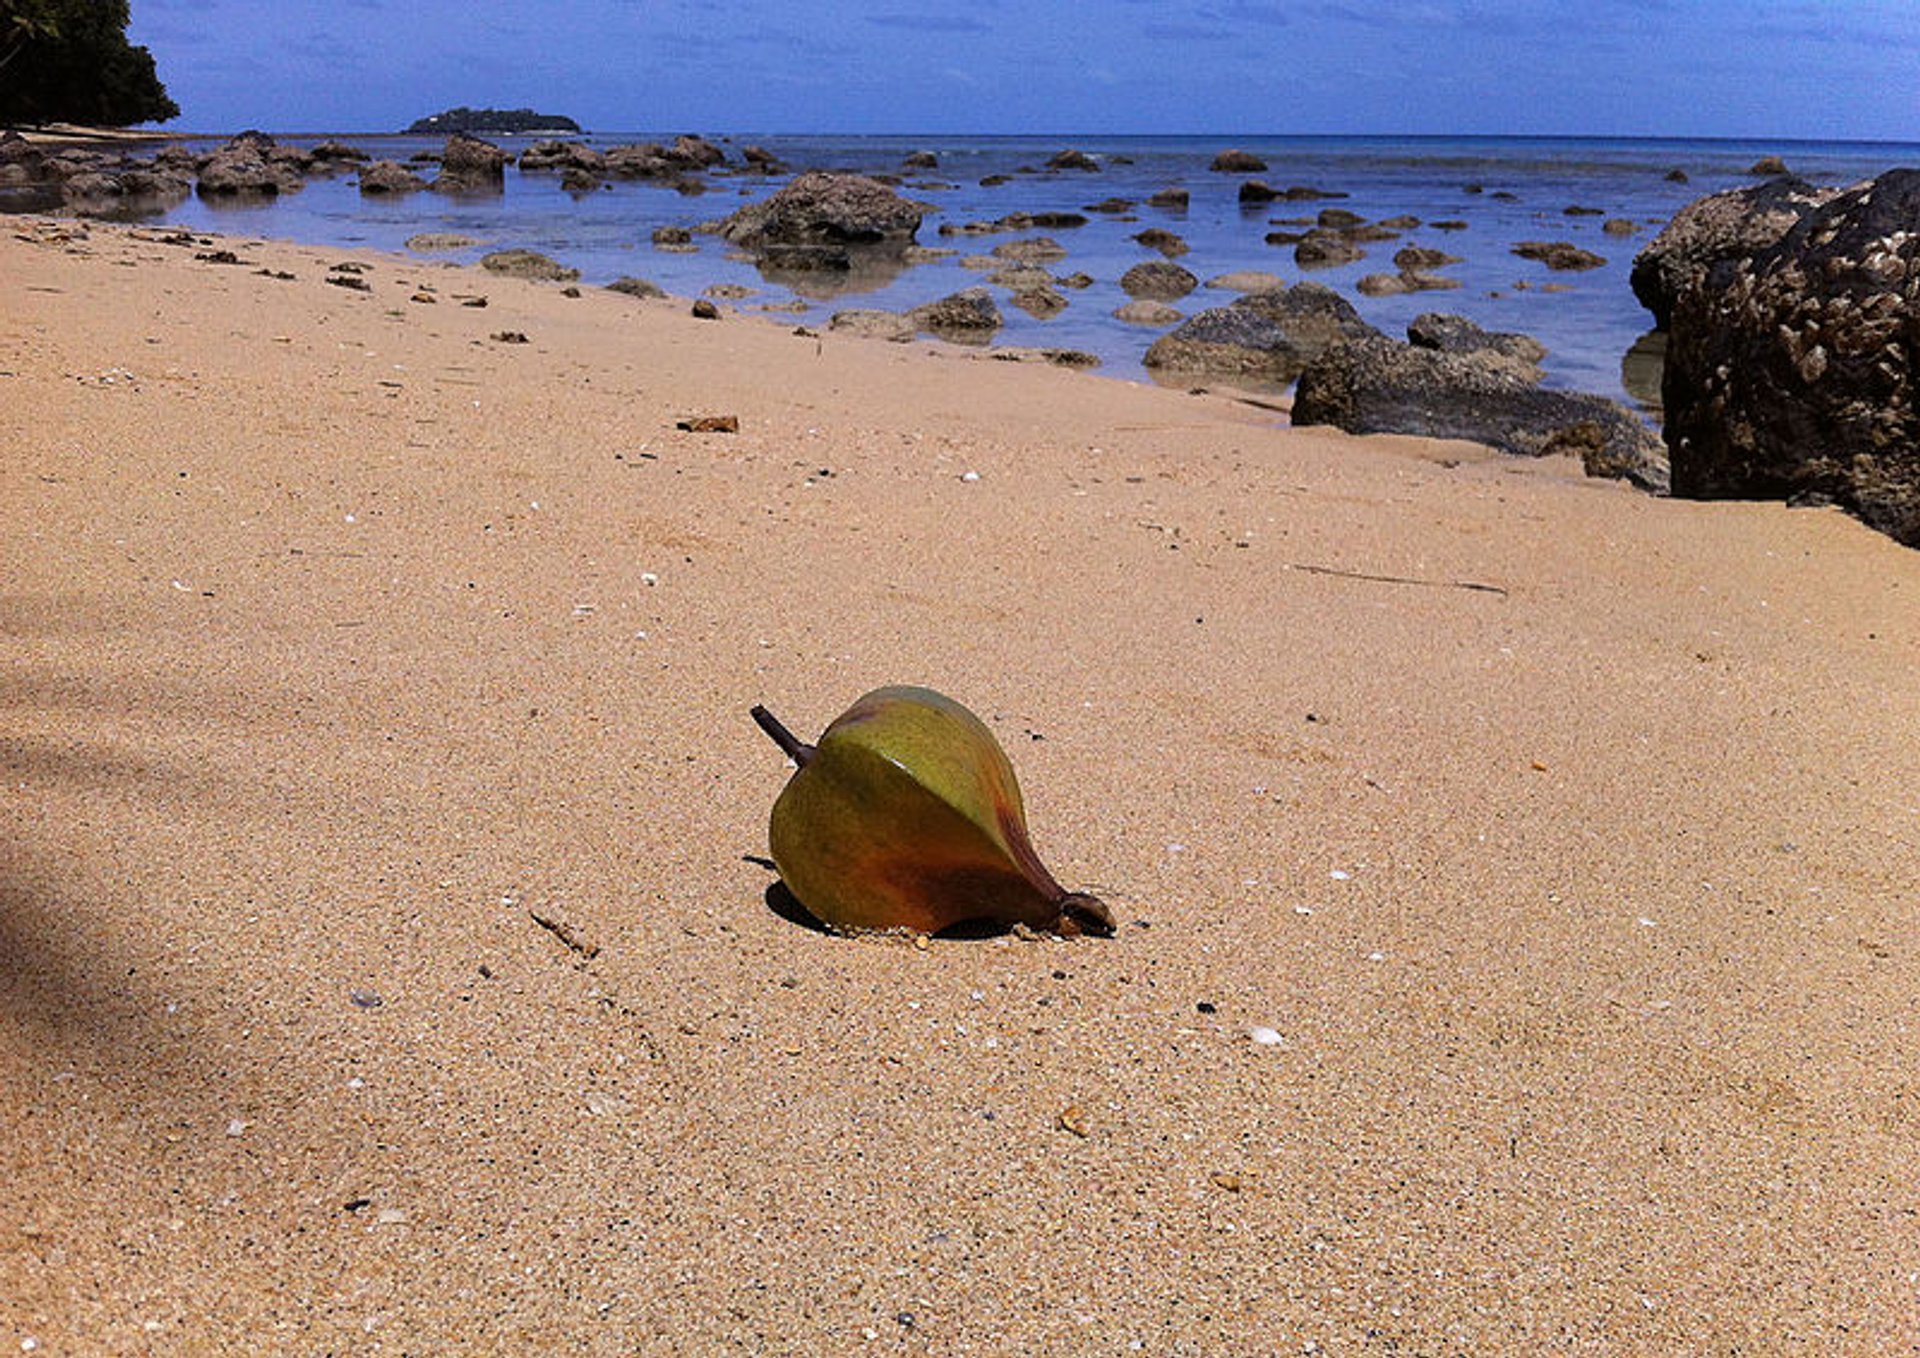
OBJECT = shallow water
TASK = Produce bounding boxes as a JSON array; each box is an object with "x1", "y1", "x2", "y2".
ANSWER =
[{"x1": 99, "y1": 133, "x2": 1920, "y2": 407}]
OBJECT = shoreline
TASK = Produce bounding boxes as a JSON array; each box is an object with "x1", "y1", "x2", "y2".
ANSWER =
[{"x1": 5, "y1": 214, "x2": 1918, "y2": 1353}]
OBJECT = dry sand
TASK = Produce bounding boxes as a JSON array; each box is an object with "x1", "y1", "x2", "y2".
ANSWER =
[{"x1": 3, "y1": 217, "x2": 1917, "y2": 1354}]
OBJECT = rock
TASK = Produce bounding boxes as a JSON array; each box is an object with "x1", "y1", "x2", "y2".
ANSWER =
[
  {"x1": 1662, "y1": 167, "x2": 1920, "y2": 544},
  {"x1": 1210, "y1": 149, "x2": 1267, "y2": 173},
  {"x1": 1047, "y1": 149, "x2": 1100, "y2": 172},
  {"x1": 1392, "y1": 245, "x2": 1462, "y2": 272},
  {"x1": 1120, "y1": 260, "x2": 1199, "y2": 301},
  {"x1": 1512, "y1": 240, "x2": 1606, "y2": 271},
  {"x1": 1665, "y1": 167, "x2": 1690, "y2": 183},
  {"x1": 652, "y1": 225, "x2": 694, "y2": 248},
  {"x1": 433, "y1": 133, "x2": 508, "y2": 194},
  {"x1": 908, "y1": 287, "x2": 1002, "y2": 343},
  {"x1": 358, "y1": 160, "x2": 427, "y2": 195},
  {"x1": 519, "y1": 140, "x2": 607, "y2": 175},
  {"x1": 406, "y1": 232, "x2": 478, "y2": 252},
  {"x1": 830, "y1": 309, "x2": 917, "y2": 341},
  {"x1": 741, "y1": 145, "x2": 784, "y2": 172},
  {"x1": 1294, "y1": 230, "x2": 1366, "y2": 268},
  {"x1": 690, "y1": 298, "x2": 721, "y2": 319},
  {"x1": 1238, "y1": 180, "x2": 1280, "y2": 204},
  {"x1": 1144, "y1": 283, "x2": 1381, "y2": 384},
  {"x1": 1147, "y1": 187, "x2": 1190, "y2": 209},
  {"x1": 603, "y1": 143, "x2": 679, "y2": 179},
  {"x1": 1281, "y1": 185, "x2": 1346, "y2": 201},
  {"x1": 1085, "y1": 197, "x2": 1134, "y2": 214},
  {"x1": 1205, "y1": 270, "x2": 1288, "y2": 294},
  {"x1": 903, "y1": 150, "x2": 939, "y2": 169},
  {"x1": 718, "y1": 171, "x2": 927, "y2": 255},
  {"x1": 1295, "y1": 336, "x2": 1668, "y2": 491},
  {"x1": 480, "y1": 248, "x2": 579, "y2": 282},
  {"x1": 992, "y1": 236, "x2": 1070, "y2": 263},
  {"x1": 1628, "y1": 176, "x2": 1838, "y2": 328},
  {"x1": 1748, "y1": 155, "x2": 1790, "y2": 176},
  {"x1": 1132, "y1": 227, "x2": 1189, "y2": 257},
  {"x1": 197, "y1": 132, "x2": 302, "y2": 197},
  {"x1": 1115, "y1": 300, "x2": 1183, "y2": 327},
  {"x1": 1317, "y1": 208, "x2": 1365, "y2": 230},
  {"x1": 1356, "y1": 273, "x2": 1412, "y2": 297},
  {"x1": 606, "y1": 276, "x2": 666, "y2": 299},
  {"x1": 309, "y1": 140, "x2": 368, "y2": 166},
  {"x1": 668, "y1": 134, "x2": 726, "y2": 168},
  {"x1": 1407, "y1": 312, "x2": 1547, "y2": 378},
  {"x1": 1009, "y1": 287, "x2": 1067, "y2": 318}
]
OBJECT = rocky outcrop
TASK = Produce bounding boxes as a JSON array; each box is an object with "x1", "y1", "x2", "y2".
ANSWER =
[
  {"x1": 1143, "y1": 283, "x2": 1381, "y2": 384},
  {"x1": 432, "y1": 133, "x2": 508, "y2": 194},
  {"x1": 1407, "y1": 312, "x2": 1546, "y2": 378},
  {"x1": 1629, "y1": 176, "x2": 1839, "y2": 328},
  {"x1": 908, "y1": 288, "x2": 1002, "y2": 343},
  {"x1": 197, "y1": 132, "x2": 303, "y2": 197},
  {"x1": 717, "y1": 172, "x2": 927, "y2": 272},
  {"x1": 519, "y1": 140, "x2": 608, "y2": 175},
  {"x1": 1294, "y1": 334, "x2": 1668, "y2": 491},
  {"x1": 1120, "y1": 260, "x2": 1198, "y2": 300},
  {"x1": 1211, "y1": 149, "x2": 1267, "y2": 173},
  {"x1": 1662, "y1": 168, "x2": 1920, "y2": 544},
  {"x1": 1047, "y1": 149, "x2": 1099, "y2": 172},
  {"x1": 358, "y1": 160, "x2": 427, "y2": 194}
]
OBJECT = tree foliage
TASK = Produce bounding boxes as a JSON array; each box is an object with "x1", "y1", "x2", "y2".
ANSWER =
[{"x1": 0, "y1": 0, "x2": 178, "y2": 126}]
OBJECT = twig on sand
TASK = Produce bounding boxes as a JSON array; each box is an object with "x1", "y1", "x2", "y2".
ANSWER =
[{"x1": 1288, "y1": 562, "x2": 1509, "y2": 597}]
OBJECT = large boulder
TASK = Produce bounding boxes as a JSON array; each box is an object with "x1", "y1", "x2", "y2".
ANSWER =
[
  {"x1": 1662, "y1": 168, "x2": 1920, "y2": 545},
  {"x1": 718, "y1": 171, "x2": 927, "y2": 259},
  {"x1": 433, "y1": 133, "x2": 508, "y2": 194},
  {"x1": 1294, "y1": 335, "x2": 1668, "y2": 491},
  {"x1": 1629, "y1": 176, "x2": 1840, "y2": 328},
  {"x1": 197, "y1": 132, "x2": 303, "y2": 197},
  {"x1": 1143, "y1": 283, "x2": 1381, "y2": 384}
]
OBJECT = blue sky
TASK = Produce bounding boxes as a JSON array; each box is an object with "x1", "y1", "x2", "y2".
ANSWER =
[{"x1": 130, "y1": 0, "x2": 1919, "y2": 140}]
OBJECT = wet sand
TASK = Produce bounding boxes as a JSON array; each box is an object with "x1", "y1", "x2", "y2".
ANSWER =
[{"x1": 4, "y1": 217, "x2": 1917, "y2": 1354}]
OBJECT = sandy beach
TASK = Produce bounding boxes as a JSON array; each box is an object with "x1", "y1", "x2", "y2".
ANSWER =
[{"x1": 4, "y1": 216, "x2": 1917, "y2": 1353}]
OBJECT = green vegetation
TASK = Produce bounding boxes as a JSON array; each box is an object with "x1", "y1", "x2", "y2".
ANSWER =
[
  {"x1": 0, "y1": 0, "x2": 177, "y2": 126},
  {"x1": 406, "y1": 107, "x2": 582, "y2": 135}
]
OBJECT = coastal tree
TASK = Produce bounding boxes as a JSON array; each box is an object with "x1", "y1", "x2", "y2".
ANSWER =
[{"x1": 0, "y1": 0, "x2": 177, "y2": 127}]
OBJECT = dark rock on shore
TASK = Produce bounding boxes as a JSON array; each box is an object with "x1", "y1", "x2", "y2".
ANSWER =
[
  {"x1": 1144, "y1": 283, "x2": 1380, "y2": 384},
  {"x1": 1662, "y1": 168, "x2": 1920, "y2": 545},
  {"x1": 1407, "y1": 312, "x2": 1546, "y2": 378},
  {"x1": 480, "y1": 248, "x2": 579, "y2": 282},
  {"x1": 1294, "y1": 333, "x2": 1668, "y2": 491},
  {"x1": 1628, "y1": 176, "x2": 1838, "y2": 328}
]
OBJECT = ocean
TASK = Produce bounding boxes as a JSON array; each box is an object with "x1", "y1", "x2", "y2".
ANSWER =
[{"x1": 118, "y1": 133, "x2": 1920, "y2": 409}]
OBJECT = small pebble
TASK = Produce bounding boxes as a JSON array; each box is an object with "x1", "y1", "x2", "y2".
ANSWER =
[
  {"x1": 1247, "y1": 1026, "x2": 1283, "y2": 1046},
  {"x1": 349, "y1": 989, "x2": 384, "y2": 1009}
]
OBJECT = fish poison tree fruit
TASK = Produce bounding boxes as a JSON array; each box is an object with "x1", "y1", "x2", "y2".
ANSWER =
[{"x1": 750, "y1": 686, "x2": 1114, "y2": 937}]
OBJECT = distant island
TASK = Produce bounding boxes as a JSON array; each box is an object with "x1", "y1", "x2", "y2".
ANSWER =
[{"x1": 405, "y1": 107, "x2": 582, "y2": 136}]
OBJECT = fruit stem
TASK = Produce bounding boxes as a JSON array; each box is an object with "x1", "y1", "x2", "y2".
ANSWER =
[{"x1": 750, "y1": 704, "x2": 815, "y2": 767}]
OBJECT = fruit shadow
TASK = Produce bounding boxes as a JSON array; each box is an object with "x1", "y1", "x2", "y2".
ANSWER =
[{"x1": 750, "y1": 858, "x2": 1015, "y2": 940}]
